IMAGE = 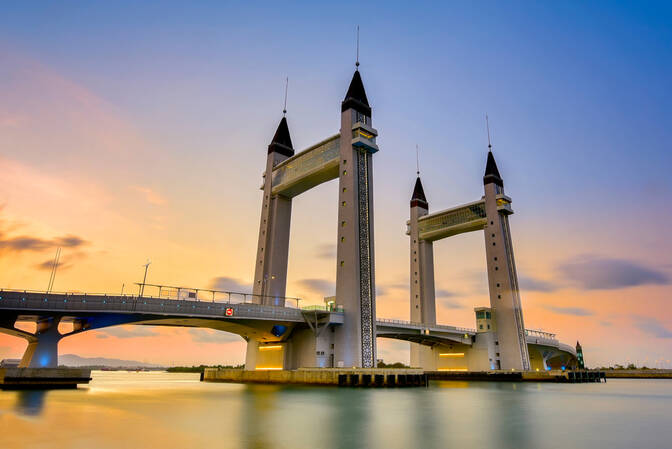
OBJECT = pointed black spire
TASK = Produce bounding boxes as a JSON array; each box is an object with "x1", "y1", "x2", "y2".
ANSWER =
[
  {"x1": 410, "y1": 177, "x2": 428, "y2": 209},
  {"x1": 483, "y1": 151, "x2": 503, "y2": 187},
  {"x1": 268, "y1": 117, "x2": 294, "y2": 157},
  {"x1": 341, "y1": 70, "x2": 371, "y2": 116}
]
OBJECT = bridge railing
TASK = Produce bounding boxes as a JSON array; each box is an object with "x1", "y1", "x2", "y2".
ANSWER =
[
  {"x1": 525, "y1": 329, "x2": 557, "y2": 340},
  {"x1": 0, "y1": 285, "x2": 303, "y2": 308},
  {"x1": 135, "y1": 283, "x2": 303, "y2": 308},
  {"x1": 0, "y1": 289, "x2": 307, "y2": 321},
  {"x1": 376, "y1": 318, "x2": 476, "y2": 334}
]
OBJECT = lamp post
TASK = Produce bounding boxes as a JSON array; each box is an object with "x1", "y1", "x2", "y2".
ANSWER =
[{"x1": 139, "y1": 259, "x2": 151, "y2": 297}]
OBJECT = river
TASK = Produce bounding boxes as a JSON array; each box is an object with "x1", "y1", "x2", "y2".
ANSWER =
[{"x1": 0, "y1": 371, "x2": 670, "y2": 449}]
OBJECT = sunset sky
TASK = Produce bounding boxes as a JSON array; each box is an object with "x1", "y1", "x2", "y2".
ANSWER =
[{"x1": 1, "y1": 1, "x2": 670, "y2": 367}]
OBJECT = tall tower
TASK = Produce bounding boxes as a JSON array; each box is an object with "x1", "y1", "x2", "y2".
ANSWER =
[
  {"x1": 576, "y1": 341, "x2": 585, "y2": 369},
  {"x1": 253, "y1": 117, "x2": 294, "y2": 306},
  {"x1": 482, "y1": 150, "x2": 531, "y2": 370},
  {"x1": 333, "y1": 69, "x2": 379, "y2": 368},
  {"x1": 409, "y1": 176, "x2": 437, "y2": 367}
]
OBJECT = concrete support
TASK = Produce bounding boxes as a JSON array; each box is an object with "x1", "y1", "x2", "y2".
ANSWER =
[
  {"x1": 409, "y1": 197, "x2": 437, "y2": 368},
  {"x1": 253, "y1": 149, "x2": 292, "y2": 306},
  {"x1": 333, "y1": 107, "x2": 377, "y2": 368},
  {"x1": 483, "y1": 178, "x2": 530, "y2": 370},
  {"x1": 19, "y1": 317, "x2": 62, "y2": 368}
]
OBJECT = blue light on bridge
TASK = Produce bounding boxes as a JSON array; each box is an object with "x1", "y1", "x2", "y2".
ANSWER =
[
  {"x1": 39, "y1": 355, "x2": 51, "y2": 368},
  {"x1": 271, "y1": 325, "x2": 287, "y2": 337},
  {"x1": 561, "y1": 366, "x2": 566, "y2": 371}
]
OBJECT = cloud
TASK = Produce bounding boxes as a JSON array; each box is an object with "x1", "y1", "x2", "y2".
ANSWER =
[
  {"x1": 188, "y1": 328, "x2": 241, "y2": 343},
  {"x1": 132, "y1": 186, "x2": 166, "y2": 206},
  {"x1": 436, "y1": 289, "x2": 457, "y2": 298},
  {"x1": 314, "y1": 243, "x2": 336, "y2": 260},
  {"x1": 34, "y1": 251, "x2": 87, "y2": 272},
  {"x1": 99, "y1": 326, "x2": 159, "y2": 339},
  {"x1": 543, "y1": 305, "x2": 594, "y2": 316},
  {"x1": 296, "y1": 278, "x2": 335, "y2": 297},
  {"x1": 208, "y1": 277, "x2": 251, "y2": 293},
  {"x1": 439, "y1": 298, "x2": 463, "y2": 309},
  {"x1": 558, "y1": 256, "x2": 669, "y2": 290},
  {"x1": 519, "y1": 276, "x2": 557, "y2": 292},
  {"x1": 0, "y1": 229, "x2": 89, "y2": 254},
  {"x1": 633, "y1": 317, "x2": 672, "y2": 339}
]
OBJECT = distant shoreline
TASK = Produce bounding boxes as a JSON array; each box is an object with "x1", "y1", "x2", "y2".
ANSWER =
[{"x1": 601, "y1": 369, "x2": 672, "y2": 379}]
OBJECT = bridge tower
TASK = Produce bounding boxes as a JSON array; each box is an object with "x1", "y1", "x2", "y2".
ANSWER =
[
  {"x1": 408, "y1": 176, "x2": 436, "y2": 368},
  {"x1": 253, "y1": 116, "x2": 294, "y2": 306},
  {"x1": 482, "y1": 150, "x2": 531, "y2": 371},
  {"x1": 333, "y1": 69, "x2": 378, "y2": 368},
  {"x1": 246, "y1": 68, "x2": 379, "y2": 370}
]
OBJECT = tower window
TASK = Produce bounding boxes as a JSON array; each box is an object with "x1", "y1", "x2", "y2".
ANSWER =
[
  {"x1": 490, "y1": 221, "x2": 494, "y2": 225},
  {"x1": 492, "y1": 242, "x2": 496, "y2": 246},
  {"x1": 342, "y1": 201, "x2": 346, "y2": 206},
  {"x1": 341, "y1": 237, "x2": 345, "y2": 242},
  {"x1": 494, "y1": 257, "x2": 498, "y2": 261},
  {"x1": 491, "y1": 233, "x2": 495, "y2": 238},
  {"x1": 495, "y1": 267, "x2": 499, "y2": 271},
  {"x1": 498, "y1": 294, "x2": 501, "y2": 299},
  {"x1": 342, "y1": 187, "x2": 347, "y2": 192},
  {"x1": 341, "y1": 221, "x2": 346, "y2": 227},
  {"x1": 496, "y1": 283, "x2": 500, "y2": 288},
  {"x1": 343, "y1": 159, "x2": 347, "y2": 164},
  {"x1": 343, "y1": 170, "x2": 347, "y2": 176},
  {"x1": 340, "y1": 261, "x2": 344, "y2": 266}
]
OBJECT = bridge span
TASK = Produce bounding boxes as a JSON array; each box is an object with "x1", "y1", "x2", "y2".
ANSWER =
[{"x1": 0, "y1": 288, "x2": 576, "y2": 372}]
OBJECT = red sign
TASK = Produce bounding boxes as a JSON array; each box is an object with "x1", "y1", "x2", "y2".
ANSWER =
[{"x1": 225, "y1": 307, "x2": 234, "y2": 317}]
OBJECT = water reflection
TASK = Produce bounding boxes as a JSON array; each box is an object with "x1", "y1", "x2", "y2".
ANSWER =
[
  {"x1": 241, "y1": 385, "x2": 281, "y2": 449},
  {"x1": 14, "y1": 390, "x2": 47, "y2": 416},
  {"x1": 0, "y1": 373, "x2": 670, "y2": 449}
]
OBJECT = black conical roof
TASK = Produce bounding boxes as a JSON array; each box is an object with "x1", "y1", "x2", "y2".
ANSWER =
[
  {"x1": 483, "y1": 151, "x2": 503, "y2": 187},
  {"x1": 268, "y1": 117, "x2": 294, "y2": 157},
  {"x1": 341, "y1": 70, "x2": 371, "y2": 116},
  {"x1": 410, "y1": 176, "x2": 428, "y2": 208}
]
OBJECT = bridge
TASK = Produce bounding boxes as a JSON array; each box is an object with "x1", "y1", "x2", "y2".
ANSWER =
[
  {"x1": 0, "y1": 62, "x2": 581, "y2": 375},
  {"x1": 0, "y1": 287, "x2": 576, "y2": 372}
]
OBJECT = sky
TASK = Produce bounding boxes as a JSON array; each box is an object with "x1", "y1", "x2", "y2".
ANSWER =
[{"x1": 0, "y1": 1, "x2": 671, "y2": 367}]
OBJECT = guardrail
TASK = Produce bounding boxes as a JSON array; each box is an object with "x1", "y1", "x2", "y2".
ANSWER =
[
  {"x1": 525, "y1": 329, "x2": 557, "y2": 340},
  {"x1": 135, "y1": 283, "x2": 302, "y2": 308},
  {"x1": 301, "y1": 305, "x2": 345, "y2": 313},
  {"x1": 1, "y1": 286, "x2": 303, "y2": 308},
  {"x1": 376, "y1": 318, "x2": 476, "y2": 334},
  {"x1": 0, "y1": 289, "x2": 307, "y2": 322}
]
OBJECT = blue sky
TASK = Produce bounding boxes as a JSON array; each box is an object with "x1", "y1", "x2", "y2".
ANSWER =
[{"x1": 0, "y1": 1, "x2": 670, "y2": 366}]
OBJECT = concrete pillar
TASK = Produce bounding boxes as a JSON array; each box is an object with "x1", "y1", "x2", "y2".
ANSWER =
[
  {"x1": 253, "y1": 118, "x2": 294, "y2": 306},
  {"x1": 333, "y1": 71, "x2": 377, "y2": 368},
  {"x1": 408, "y1": 180, "x2": 437, "y2": 368},
  {"x1": 483, "y1": 152, "x2": 531, "y2": 371},
  {"x1": 19, "y1": 317, "x2": 62, "y2": 368}
]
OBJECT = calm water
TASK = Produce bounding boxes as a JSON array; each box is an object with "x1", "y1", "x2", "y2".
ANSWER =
[{"x1": 0, "y1": 371, "x2": 671, "y2": 449}]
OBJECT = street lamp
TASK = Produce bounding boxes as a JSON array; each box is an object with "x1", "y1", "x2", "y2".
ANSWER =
[{"x1": 139, "y1": 259, "x2": 151, "y2": 297}]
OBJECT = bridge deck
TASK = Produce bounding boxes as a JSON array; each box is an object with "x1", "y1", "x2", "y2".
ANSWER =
[{"x1": 0, "y1": 290, "x2": 307, "y2": 322}]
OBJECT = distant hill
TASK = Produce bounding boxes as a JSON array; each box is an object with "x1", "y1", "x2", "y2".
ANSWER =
[{"x1": 59, "y1": 354, "x2": 164, "y2": 368}]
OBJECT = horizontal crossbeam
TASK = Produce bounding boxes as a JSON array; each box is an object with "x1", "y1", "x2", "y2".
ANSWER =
[
  {"x1": 413, "y1": 200, "x2": 487, "y2": 241},
  {"x1": 271, "y1": 134, "x2": 340, "y2": 198}
]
